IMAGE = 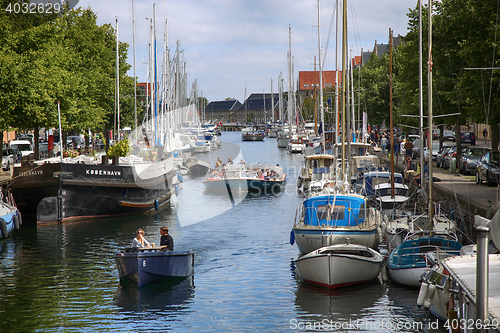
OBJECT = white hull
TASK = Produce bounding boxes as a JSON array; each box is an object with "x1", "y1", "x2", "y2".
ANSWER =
[
  {"x1": 293, "y1": 227, "x2": 379, "y2": 255},
  {"x1": 295, "y1": 244, "x2": 383, "y2": 289},
  {"x1": 388, "y1": 266, "x2": 426, "y2": 287}
]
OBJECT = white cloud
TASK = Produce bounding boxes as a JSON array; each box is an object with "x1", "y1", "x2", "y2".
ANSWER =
[{"x1": 79, "y1": 0, "x2": 415, "y2": 103}]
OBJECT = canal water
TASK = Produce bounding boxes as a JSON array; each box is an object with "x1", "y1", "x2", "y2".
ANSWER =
[{"x1": 0, "y1": 131, "x2": 445, "y2": 332}]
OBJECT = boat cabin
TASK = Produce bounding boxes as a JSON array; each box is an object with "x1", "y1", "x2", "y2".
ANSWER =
[{"x1": 300, "y1": 195, "x2": 367, "y2": 227}]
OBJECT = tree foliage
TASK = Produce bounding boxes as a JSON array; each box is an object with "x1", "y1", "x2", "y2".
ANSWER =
[{"x1": 0, "y1": 1, "x2": 135, "y2": 136}]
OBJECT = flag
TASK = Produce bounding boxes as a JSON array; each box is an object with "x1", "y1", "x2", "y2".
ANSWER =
[{"x1": 327, "y1": 95, "x2": 331, "y2": 107}]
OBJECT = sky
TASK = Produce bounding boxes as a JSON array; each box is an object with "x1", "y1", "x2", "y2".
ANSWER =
[{"x1": 77, "y1": 0, "x2": 418, "y2": 103}]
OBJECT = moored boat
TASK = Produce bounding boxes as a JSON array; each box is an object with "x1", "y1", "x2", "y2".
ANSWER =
[
  {"x1": 202, "y1": 163, "x2": 286, "y2": 193},
  {"x1": 387, "y1": 226, "x2": 462, "y2": 287},
  {"x1": 292, "y1": 193, "x2": 381, "y2": 254},
  {"x1": 115, "y1": 247, "x2": 194, "y2": 287},
  {"x1": 0, "y1": 192, "x2": 22, "y2": 238},
  {"x1": 10, "y1": 155, "x2": 177, "y2": 223},
  {"x1": 184, "y1": 157, "x2": 210, "y2": 177},
  {"x1": 295, "y1": 243, "x2": 383, "y2": 289},
  {"x1": 241, "y1": 132, "x2": 265, "y2": 141}
]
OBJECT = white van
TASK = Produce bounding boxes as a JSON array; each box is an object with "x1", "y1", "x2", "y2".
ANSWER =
[{"x1": 9, "y1": 140, "x2": 34, "y2": 157}]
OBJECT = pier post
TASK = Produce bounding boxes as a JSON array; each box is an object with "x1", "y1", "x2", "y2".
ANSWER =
[{"x1": 476, "y1": 225, "x2": 489, "y2": 333}]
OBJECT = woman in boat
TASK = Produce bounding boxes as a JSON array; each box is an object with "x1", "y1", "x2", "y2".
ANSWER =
[{"x1": 131, "y1": 228, "x2": 150, "y2": 249}]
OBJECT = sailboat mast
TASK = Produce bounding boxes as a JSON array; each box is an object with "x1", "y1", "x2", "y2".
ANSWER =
[
  {"x1": 271, "y1": 78, "x2": 274, "y2": 122},
  {"x1": 335, "y1": 0, "x2": 340, "y2": 146},
  {"x1": 278, "y1": 73, "x2": 283, "y2": 123},
  {"x1": 428, "y1": 0, "x2": 434, "y2": 221},
  {"x1": 341, "y1": 0, "x2": 347, "y2": 179},
  {"x1": 153, "y1": 4, "x2": 158, "y2": 145},
  {"x1": 317, "y1": 0, "x2": 325, "y2": 146},
  {"x1": 419, "y1": 0, "x2": 424, "y2": 191},
  {"x1": 389, "y1": 28, "x2": 395, "y2": 198},
  {"x1": 115, "y1": 18, "x2": 120, "y2": 141},
  {"x1": 132, "y1": 0, "x2": 137, "y2": 131},
  {"x1": 287, "y1": 26, "x2": 293, "y2": 133}
]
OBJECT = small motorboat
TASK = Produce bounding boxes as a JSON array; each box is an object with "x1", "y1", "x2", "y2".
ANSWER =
[
  {"x1": 184, "y1": 157, "x2": 210, "y2": 177},
  {"x1": 115, "y1": 246, "x2": 194, "y2": 287},
  {"x1": 295, "y1": 243, "x2": 383, "y2": 289},
  {"x1": 0, "y1": 192, "x2": 22, "y2": 238}
]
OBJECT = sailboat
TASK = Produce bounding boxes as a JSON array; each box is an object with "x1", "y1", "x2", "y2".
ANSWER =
[
  {"x1": 386, "y1": 9, "x2": 463, "y2": 287},
  {"x1": 292, "y1": 0, "x2": 382, "y2": 256},
  {"x1": 9, "y1": 5, "x2": 188, "y2": 223}
]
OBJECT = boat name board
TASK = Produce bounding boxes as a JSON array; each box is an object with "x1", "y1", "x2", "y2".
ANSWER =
[
  {"x1": 85, "y1": 169, "x2": 122, "y2": 177},
  {"x1": 19, "y1": 170, "x2": 43, "y2": 177}
]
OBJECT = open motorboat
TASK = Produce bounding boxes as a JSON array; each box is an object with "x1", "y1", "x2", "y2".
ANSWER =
[
  {"x1": 202, "y1": 163, "x2": 286, "y2": 193},
  {"x1": 115, "y1": 246, "x2": 194, "y2": 287},
  {"x1": 386, "y1": 213, "x2": 462, "y2": 287},
  {"x1": 184, "y1": 157, "x2": 210, "y2": 177},
  {"x1": 295, "y1": 243, "x2": 383, "y2": 289},
  {"x1": 291, "y1": 193, "x2": 381, "y2": 255}
]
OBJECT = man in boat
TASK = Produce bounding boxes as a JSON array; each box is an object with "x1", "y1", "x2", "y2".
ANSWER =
[{"x1": 160, "y1": 226, "x2": 174, "y2": 251}]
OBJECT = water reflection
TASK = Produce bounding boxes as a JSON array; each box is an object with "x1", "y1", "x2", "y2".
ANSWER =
[
  {"x1": 294, "y1": 277, "x2": 384, "y2": 319},
  {"x1": 115, "y1": 276, "x2": 194, "y2": 313}
]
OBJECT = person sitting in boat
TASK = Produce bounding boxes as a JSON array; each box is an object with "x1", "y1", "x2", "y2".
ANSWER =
[
  {"x1": 131, "y1": 228, "x2": 150, "y2": 249},
  {"x1": 239, "y1": 159, "x2": 246, "y2": 164},
  {"x1": 227, "y1": 157, "x2": 233, "y2": 165},
  {"x1": 215, "y1": 157, "x2": 222, "y2": 168},
  {"x1": 160, "y1": 226, "x2": 174, "y2": 251}
]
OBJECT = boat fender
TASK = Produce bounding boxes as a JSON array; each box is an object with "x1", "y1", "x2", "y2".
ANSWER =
[
  {"x1": 154, "y1": 199, "x2": 160, "y2": 211},
  {"x1": 380, "y1": 262, "x2": 388, "y2": 282},
  {"x1": 377, "y1": 226, "x2": 384, "y2": 244},
  {"x1": 0, "y1": 218, "x2": 7, "y2": 238},
  {"x1": 17, "y1": 212, "x2": 22, "y2": 226},
  {"x1": 177, "y1": 174, "x2": 183, "y2": 183},
  {"x1": 175, "y1": 185, "x2": 180, "y2": 197},
  {"x1": 417, "y1": 282, "x2": 429, "y2": 308},
  {"x1": 290, "y1": 230, "x2": 295, "y2": 245},
  {"x1": 423, "y1": 284, "x2": 437, "y2": 309},
  {"x1": 380, "y1": 221, "x2": 387, "y2": 237},
  {"x1": 13, "y1": 215, "x2": 20, "y2": 230}
]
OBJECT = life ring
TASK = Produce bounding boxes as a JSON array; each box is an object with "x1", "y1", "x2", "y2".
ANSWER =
[
  {"x1": 0, "y1": 218, "x2": 7, "y2": 238},
  {"x1": 13, "y1": 215, "x2": 20, "y2": 230}
]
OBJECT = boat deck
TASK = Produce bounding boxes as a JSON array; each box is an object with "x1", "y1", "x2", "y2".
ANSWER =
[{"x1": 443, "y1": 254, "x2": 500, "y2": 324}]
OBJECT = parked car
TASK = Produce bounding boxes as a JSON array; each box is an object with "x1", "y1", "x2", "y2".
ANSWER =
[
  {"x1": 2, "y1": 149, "x2": 15, "y2": 171},
  {"x1": 436, "y1": 146, "x2": 453, "y2": 168},
  {"x1": 9, "y1": 140, "x2": 34, "y2": 157},
  {"x1": 459, "y1": 147, "x2": 490, "y2": 175},
  {"x1": 443, "y1": 130, "x2": 456, "y2": 142},
  {"x1": 423, "y1": 141, "x2": 442, "y2": 162},
  {"x1": 442, "y1": 146, "x2": 456, "y2": 170},
  {"x1": 476, "y1": 151, "x2": 500, "y2": 186},
  {"x1": 461, "y1": 131, "x2": 476, "y2": 145}
]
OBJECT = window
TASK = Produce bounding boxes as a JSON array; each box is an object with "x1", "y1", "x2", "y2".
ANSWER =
[{"x1": 317, "y1": 204, "x2": 345, "y2": 220}]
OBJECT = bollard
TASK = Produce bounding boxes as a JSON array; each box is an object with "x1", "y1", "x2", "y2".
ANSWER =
[{"x1": 476, "y1": 225, "x2": 489, "y2": 333}]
